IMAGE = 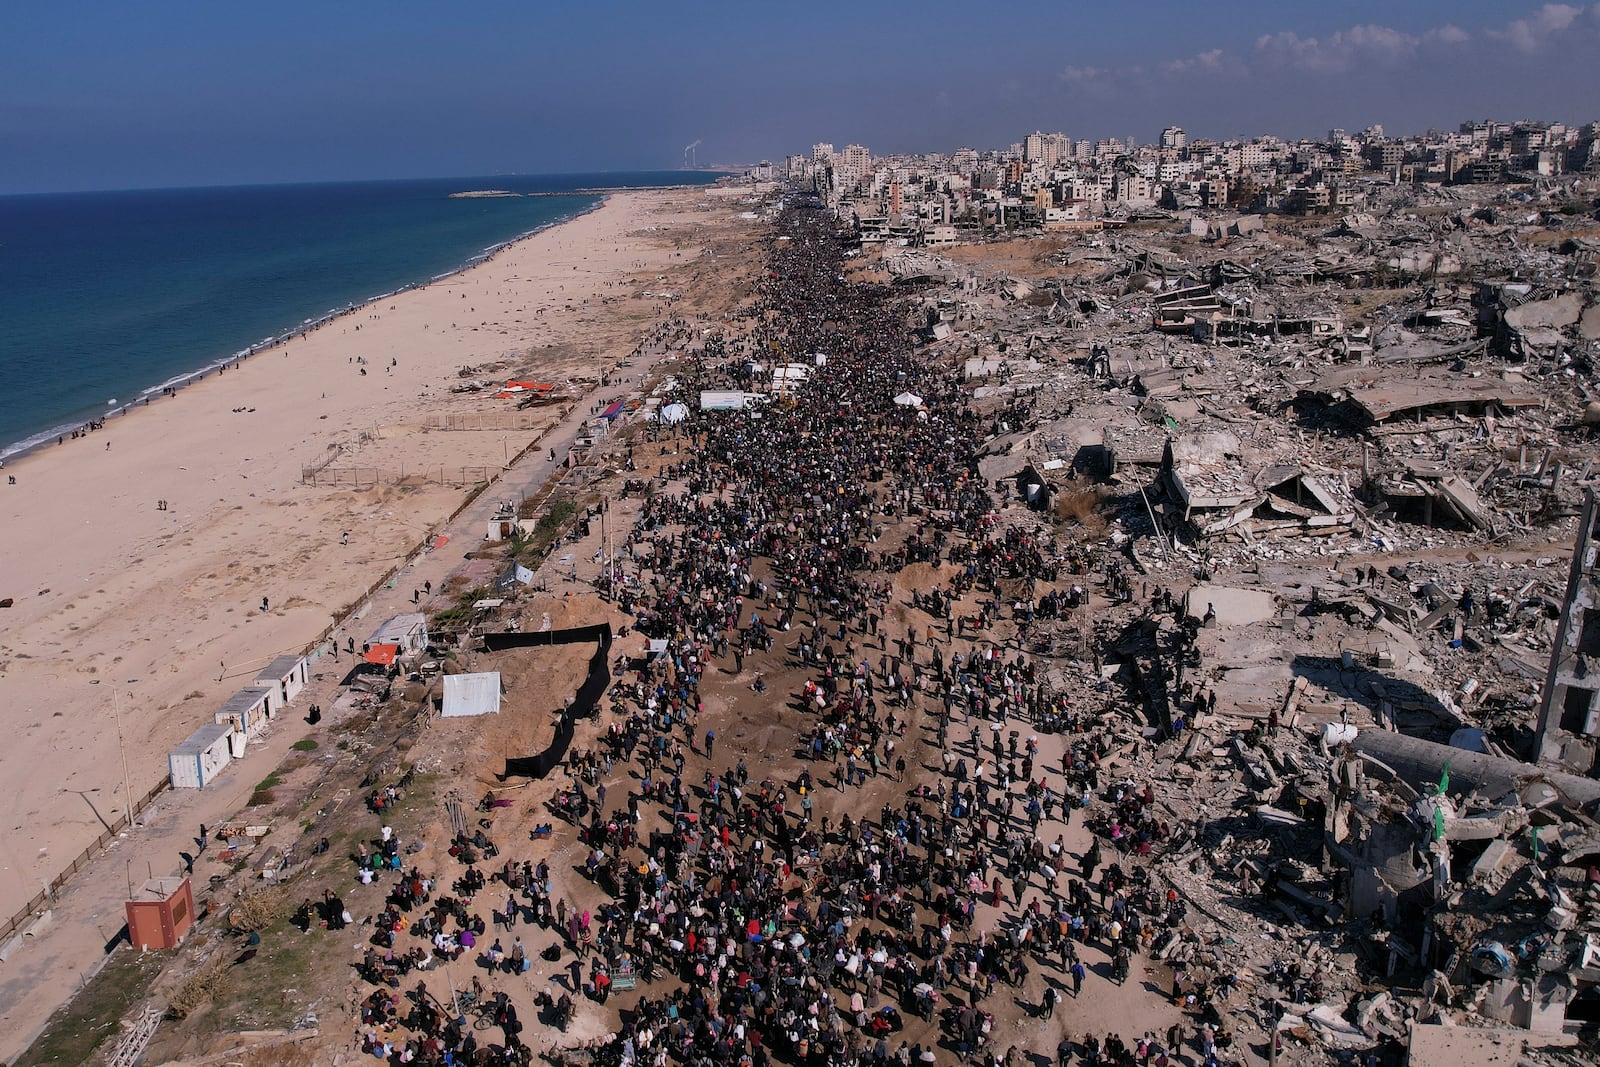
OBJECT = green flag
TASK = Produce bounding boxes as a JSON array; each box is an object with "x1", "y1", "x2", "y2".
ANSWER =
[
  {"x1": 1433, "y1": 804, "x2": 1446, "y2": 842},
  {"x1": 1438, "y1": 761, "x2": 1450, "y2": 796}
]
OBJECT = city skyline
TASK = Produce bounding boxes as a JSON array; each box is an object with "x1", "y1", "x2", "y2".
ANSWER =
[{"x1": 2, "y1": 1, "x2": 1597, "y2": 194}]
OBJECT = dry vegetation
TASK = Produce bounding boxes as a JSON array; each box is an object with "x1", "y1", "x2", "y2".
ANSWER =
[
  {"x1": 228, "y1": 886, "x2": 288, "y2": 932},
  {"x1": 1053, "y1": 486, "x2": 1113, "y2": 540},
  {"x1": 165, "y1": 953, "x2": 229, "y2": 1020}
]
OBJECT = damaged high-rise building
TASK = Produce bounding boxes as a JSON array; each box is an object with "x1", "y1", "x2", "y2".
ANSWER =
[{"x1": 1537, "y1": 489, "x2": 1600, "y2": 775}]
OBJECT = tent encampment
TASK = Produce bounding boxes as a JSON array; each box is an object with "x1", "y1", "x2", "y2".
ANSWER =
[{"x1": 442, "y1": 672, "x2": 502, "y2": 717}]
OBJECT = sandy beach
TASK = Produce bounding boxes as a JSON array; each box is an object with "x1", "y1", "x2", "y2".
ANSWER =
[{"x1": 0, "y1": 185, "x2": 758, "y2": 925}]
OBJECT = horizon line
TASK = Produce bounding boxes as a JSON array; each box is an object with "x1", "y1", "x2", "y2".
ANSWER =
[{"x1": 0, "y1": 167, "x2": 740, "y2": 200}]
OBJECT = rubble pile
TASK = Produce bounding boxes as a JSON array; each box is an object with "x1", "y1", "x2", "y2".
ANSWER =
[{"x1": 884, "y1": 180, "x2": 1600, "y2": 1059}]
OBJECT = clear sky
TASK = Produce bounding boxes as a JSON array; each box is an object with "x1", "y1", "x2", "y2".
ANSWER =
[{"x1": 2, "y1": 1, "x2": 1597, "y2": 193}]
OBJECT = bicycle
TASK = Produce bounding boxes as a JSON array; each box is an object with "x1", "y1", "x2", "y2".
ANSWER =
[{"x1": 448, "y1": 986, "x2": 501, "y2": 1032}]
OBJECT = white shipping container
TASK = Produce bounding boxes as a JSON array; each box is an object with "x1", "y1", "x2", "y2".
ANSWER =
[
  {"x1": 699, "y1": 390, "x2": 753, "y2": 411},
  {"x1": 169, "y1": 723, "x2": 235, "y2": 789},
  {"x1": 254, "y1": 654, "x2": 309, "y2": 706}
]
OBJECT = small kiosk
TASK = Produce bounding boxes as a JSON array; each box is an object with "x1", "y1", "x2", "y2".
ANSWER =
[{"x1": 125, "y1": 877, "x2": 196, "y2": 950}]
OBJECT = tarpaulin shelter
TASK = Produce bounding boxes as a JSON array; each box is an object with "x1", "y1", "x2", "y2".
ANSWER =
[
  {"x1": 442, "y1": 672, "x2": 502, "y2": 717},
  {"x1": 659, "y1": 402, "x2": 689, "y2": 424},
  {"x1": 493, "y1": 380, "x2": 556, "y2": 399},
  {"x1": 893, "y1": 392, "x2": 923, "y2": 407},
  {"x1": 364, "y1": 643, "x2": 399, "y2": 666}
]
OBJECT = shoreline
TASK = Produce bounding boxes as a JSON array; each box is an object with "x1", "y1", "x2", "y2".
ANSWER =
[
  {"x1": 0, "y1": 183, "x2": 755, "y2": 926},
  {"x1": 0, "y1": 199, "x2": 608, "y2": 465},
  {"x1": 1, "y1": 179, "x2": 732, "y2": 465}
]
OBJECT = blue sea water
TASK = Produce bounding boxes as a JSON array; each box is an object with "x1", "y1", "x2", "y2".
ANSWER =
[{"x1": 0, "y1": 171, "x2": 727, "y2": 459}]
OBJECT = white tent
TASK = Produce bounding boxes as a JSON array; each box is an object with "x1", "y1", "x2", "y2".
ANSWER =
[
  {"x1": 659, "y1": 402, "x2": 689, "y2": 424},
  {"x1": 893, "y1": 391, "x2": 923, "y2": 407},
  {"x1": 442, "y1": 672, "x2": 502, "y2": 717}
]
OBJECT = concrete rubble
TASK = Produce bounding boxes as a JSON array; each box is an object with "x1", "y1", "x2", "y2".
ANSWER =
[{"x1": 875, "y1": 176, "x2": 1600, "y2": 1062}]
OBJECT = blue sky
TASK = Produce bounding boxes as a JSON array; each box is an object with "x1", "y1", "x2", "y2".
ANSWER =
[{"x1": 2, "y1": 1, "x2": 1596, "y2": 193}]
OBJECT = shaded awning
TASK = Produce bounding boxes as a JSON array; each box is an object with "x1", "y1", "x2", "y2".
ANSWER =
[{"x1": 364, "y1": 643, "x2": 399, "y2": 666}]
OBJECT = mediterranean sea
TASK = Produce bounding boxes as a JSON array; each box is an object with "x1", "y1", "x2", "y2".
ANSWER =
[{"x1": 0, "y1": 171, "x2": 726, "y2": 458}]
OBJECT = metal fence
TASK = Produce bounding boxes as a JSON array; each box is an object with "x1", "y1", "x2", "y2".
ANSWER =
[
  {"x1": 300, "y1": 466, "x2": 383, "y2": 489},
  {"x1": 299, "y1": 466, "x2": 497, "y2": 488},
  {"x1": 423, "y1": 411, "x2": 546, "y2": 432},
  {"x1": 299, "y1": 430, "x2": 378, "y2": 482}
]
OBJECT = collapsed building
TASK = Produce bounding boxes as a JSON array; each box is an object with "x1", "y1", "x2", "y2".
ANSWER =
[
  {"x1": 876, "y1": 176, "x2": 1600, "y2": 1060},
  {"x1": 1537, "y1": 492, "x2": 1600, "y2": 775}
]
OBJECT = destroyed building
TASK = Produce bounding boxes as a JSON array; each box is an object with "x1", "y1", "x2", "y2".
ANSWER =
[
  {"x1": 891, "y1": 173, "x2": 1600, "y2": 1061},
  {"x1": 1537, "y1": 491, "x2": 1600, "y2": 776}
]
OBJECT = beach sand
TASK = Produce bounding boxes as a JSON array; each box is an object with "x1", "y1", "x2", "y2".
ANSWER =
[{"x1": 0, "y1": 185, "x2": 760, "y2": 925}]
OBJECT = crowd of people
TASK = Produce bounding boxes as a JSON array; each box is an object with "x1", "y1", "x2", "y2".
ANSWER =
[{"x1": 342, "y1": 199, "x2": 1255, "y2": 1067}]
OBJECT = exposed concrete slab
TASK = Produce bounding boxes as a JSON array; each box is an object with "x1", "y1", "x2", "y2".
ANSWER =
[
  {"x1": 1405, "y1": 1022, "x2": 1574, "y2": 1067},
  {"x1": 1503, "y1": 292, "x2": 1583, "y2": 333},
  {"x1": 1183, "y1": 584, "x2": 1278, "y2": 626},
  {"x1": 1580, "y1": 300, "x2": 1600, "y2": 342}
]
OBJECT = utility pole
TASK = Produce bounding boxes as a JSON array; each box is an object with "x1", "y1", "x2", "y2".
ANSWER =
[
  {"x1": 112, "y1": 689, "x2": 135, "y2": 830},
  {"x1": 605, "y1": 497, "x2": 615, "y2": 600}
]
